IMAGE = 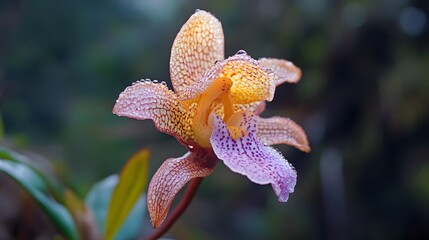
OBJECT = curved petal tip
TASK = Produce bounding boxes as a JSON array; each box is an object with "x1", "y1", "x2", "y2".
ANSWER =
[
  {"x1": 210, "y1": 112, "x2": 297, "y2": 202},
  {"x1": 147, "y1": 151, "x2": 217, "y2": 228}
]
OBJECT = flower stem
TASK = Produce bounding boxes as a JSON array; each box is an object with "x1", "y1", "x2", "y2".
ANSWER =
[{"x1": 144, "y1": 177, "x2": 203, "y2": 240}]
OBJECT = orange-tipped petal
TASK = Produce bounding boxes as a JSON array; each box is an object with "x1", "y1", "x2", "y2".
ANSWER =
[
  {"x1": 147, "y1": 150, "x2": 217, "y2": 228},
  {"x1": 180, "y1": 52, "x2": 275, "y2": 104},
  {"x1": 170, "y1": 10, "x2": 224, "y2": 96},
  {"x1": 256, "y1": 116, "x2": 311, "y2": 152},
  {"x1": 259, "y1": 58, "x2": 302, "y2": 86},
  {"x1": 113, "y1": 80, "x2": 194, "y2": 145}
]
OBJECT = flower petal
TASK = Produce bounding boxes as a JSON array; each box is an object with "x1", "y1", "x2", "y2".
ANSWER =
[
  {"x1": 234, "y1": 101, "x2": 266, "y2": 115},
  {"x1": 180, "y1": 53, "x2": 276, "y2": 104},
  {"x1": 170, "y1": 10, "x2": 224, "y2": 97},
  {"x1": 256, "y1": 116, "x2": 311, "y2": 152},
  {"x1": 147, "y1": 150, "x2": 217, "y2": 228},
  {"x1": 259, "y1": 58, "x2": 302, "y2": 86},
  {"x1": 210, "y1": 112, "x2": 297, "y2": 202},
  {"x1": 112, "y1": 80, "x2": 194, "y2": 145},
  {"x1": 209, "y1": 101, "x2": 266, "y2": 120}
]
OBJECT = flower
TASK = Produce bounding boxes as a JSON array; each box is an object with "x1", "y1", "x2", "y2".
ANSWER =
[{"x1": 113, "y1": 10, "x2": 310, "y2": 228}]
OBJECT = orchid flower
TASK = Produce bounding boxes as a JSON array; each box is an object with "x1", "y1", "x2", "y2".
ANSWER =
[{"x1": 113, "y1": 10, "x2": 310, "y2": 228}]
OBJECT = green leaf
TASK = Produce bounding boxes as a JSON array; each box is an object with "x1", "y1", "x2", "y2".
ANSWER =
[
  {"x1": 0, "y1": 145, "x2": 37, "y2": 166},
  {"x1": 105, "y1": 149, "x2": 150, "y2": 240},
  {"x1": 0, "y1": 146, "x2": 64, "y2": 202},
  {"x1": 0, "y1": 159, "x2": 79, "y2": 240},
  {"x1": 85, "y1": 175, "x2": 146, "y2": 240}
]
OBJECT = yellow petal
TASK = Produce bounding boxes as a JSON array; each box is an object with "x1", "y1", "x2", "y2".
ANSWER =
[
  {"x1": 192, "y1": 77, "x2": 233, "y2": 148},
  {"x1": 222, "y1": 52, "x2": 275, "y2": 104},
  {"x1": 179, "y1": 53, "x2": 275, "y2": 104},
  {"x1": 170, "y1": 10, "x2": 224, "y2": 97}
]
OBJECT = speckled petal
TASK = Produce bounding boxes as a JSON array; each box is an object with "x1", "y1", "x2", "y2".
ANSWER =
[
  {"x1": 256, "y1": 116, "x2": 310, "y2": 152},
  {"x1": 181, "y1": 53, "x2": 275, "y2": 104},
  {"x1": 112, "y1": 80, "x2": 194, "y2": 145},
  {"x1": 259, "y1": 58, "x2": 302, "y2": 86},
  {"x1": 210, "y1": 112, "x2": 297, "y2": 202},
  {"x1": 170, "y1": 10, "x2": 224, "y2": 96},
  {"x1": 208, "y1": 101, "x2": 266, "y2": 122},
  {"x1": 234, "y1": 101, "x2": 266, "y2": 115},
  {"x1": 147, "y1": 150, "x2": 217, "y2": 228}
]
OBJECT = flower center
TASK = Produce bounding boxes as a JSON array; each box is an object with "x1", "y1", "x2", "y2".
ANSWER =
[{"x1": 192, "y1": 77, "x2": 238, "y2": 148}]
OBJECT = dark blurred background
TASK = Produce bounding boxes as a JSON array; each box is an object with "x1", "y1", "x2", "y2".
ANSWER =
[{"x1": 1, "y1": 0, "x2": 429, "y2": 239}]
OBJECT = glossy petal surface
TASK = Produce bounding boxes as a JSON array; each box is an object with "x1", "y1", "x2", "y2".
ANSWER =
[
  {"x1": 259, "y1": 58, "x2": 302, "y2": 86},
  {"x1": 180, "y1": 53, "x2": 275, "y2": 104},
  {"x1": 147, "y1": 150, "x2": 217, "y2": 228},
  {"x1": 112, "y1": 81, "x2": 194, "y2": 145},
  {"x1": 170, "y1": 10, "x2": 224, "y2": 96},
  {"x1": 210, "y1": 113, "x2": 297, "y2": 202},
  {"x1": 256, "y1": 116, "x2": 311, "y2": 152}
]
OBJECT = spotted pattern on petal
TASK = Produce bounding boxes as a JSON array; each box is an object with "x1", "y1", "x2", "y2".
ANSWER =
[
  {"x1": 259, "y1": 58, "x2": 302, "y2": 86},
  {"x1": 147, "y1": 150, "x2": 217, "y2": 228},
  {"x1": 180, "y1": 53, "x2": 275, "y2": 104},
  {"x1": 256, "y1": 116, "x2": 310, "y2": 152},
  {"x1": 170, "y1": 10, "x2": 224, "y2": 97},
  {"x1": 210, "y1": 113, "x2": 297, "y2": 202},
  {"x1": 234, "y1": 101, "x2": 266, "y2": 115},
  {"x1": 208, "y1": 101, "x2": 266, "y2": 120},
  {"x1": 223, "y1": 54, "x2": 275, "y2": 104},
  {"x1": 112, "y1": 81, "x2": 195, "y2": 145}
]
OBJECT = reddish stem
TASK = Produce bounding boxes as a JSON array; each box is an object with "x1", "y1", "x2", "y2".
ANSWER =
[{"x1": 143, "y1": 177, "x2": 203, "y2": 240}]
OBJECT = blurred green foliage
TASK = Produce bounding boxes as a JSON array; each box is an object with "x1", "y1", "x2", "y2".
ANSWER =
[
  {"x1": 1, "y1": 0, "x2": 429, "y2": 239},
  {"x1": 0, "y1": 159, "x2": 78, "y2": 240}
]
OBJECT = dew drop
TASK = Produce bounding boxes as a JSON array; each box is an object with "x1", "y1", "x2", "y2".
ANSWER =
[
  {"x1": 153, "y1": 80, "x2": 158, "y2": 83},
  {"x1": 144, "y1": 78, "x2": 151, "y2": 82},
  {"x1": 266, "y1": 68, "x2": 275, "y2": 75},
  {"x1": 236, "y1": 49, "x2": 247, "y2": 55},
  {"x1": 195, "y1": 9, "x2": 201, "y2": 13},
  {"x1": 161, "y1": 81, "x2": 167, "y2": 85}
]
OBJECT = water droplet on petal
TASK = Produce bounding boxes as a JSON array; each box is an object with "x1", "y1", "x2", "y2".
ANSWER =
[
  {"x1": 236, "y1": 49, "x2": 247, "y2": 55},
  {"x1": 195, "y1": 9, "x2": 201, "y2": 13},
  {"x1": 161, "y1": 81, "x2": 167, "y2": 85},
  {"x1": 153, "y1": 80, "x2": 158, "y2": 83},
  {"x1": 266, "y1": 68, "x2": 275, "y2": 75}
]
